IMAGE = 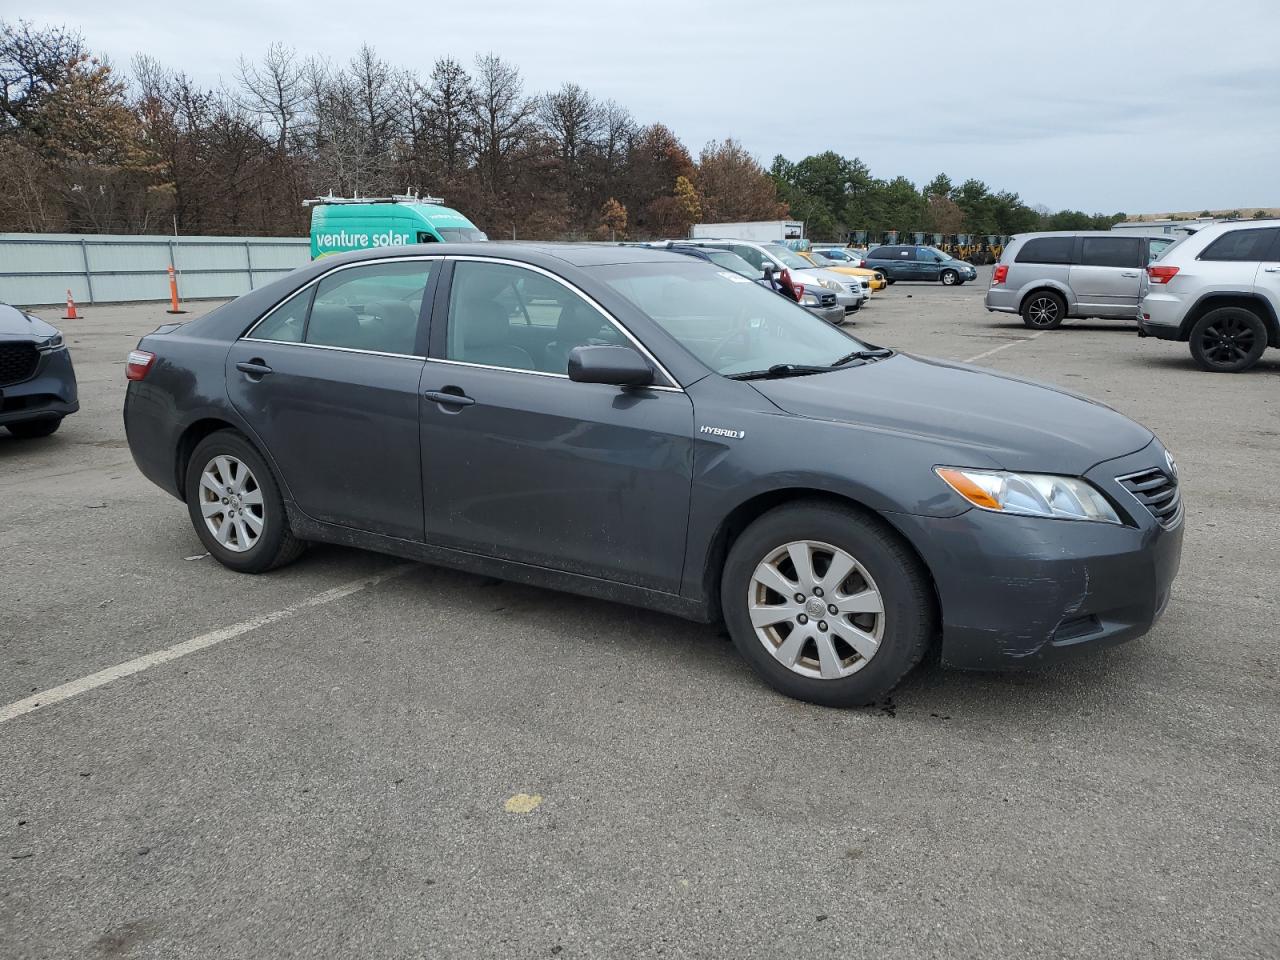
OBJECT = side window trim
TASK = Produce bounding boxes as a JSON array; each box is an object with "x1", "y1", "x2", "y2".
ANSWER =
[
  {"x1": 241, "y1": 255, "x2": 441, "y2": 357},
  {"x1": 432, "y1": 255, "x2": 681, "y2": 390}
]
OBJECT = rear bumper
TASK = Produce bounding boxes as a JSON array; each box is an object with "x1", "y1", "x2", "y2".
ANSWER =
[
  {"x1": 887, "y1": 444, "x2": 1183, "y2": 670},
  {"x1": 1138, "y1": 294, "x2": 1185, "y2": 340},
  {"x1": 984, "y1": 286, "x2": 1020, "y2": 313},
  {"x1": 0, "y1": 347, "x2": 79, "y2": 425}
]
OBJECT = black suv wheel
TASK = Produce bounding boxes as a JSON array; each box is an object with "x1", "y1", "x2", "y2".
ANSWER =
[{"x1": 1188, "y1": 307, "x2": 1268, "y2": 372}]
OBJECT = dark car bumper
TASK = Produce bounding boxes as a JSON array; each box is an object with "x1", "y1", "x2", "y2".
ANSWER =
[
  {"x1": 887, "y1": 445, "x2": 1183, "y2": 670},
  {"x1": 0, "y1": 346, "x2": 79, "y2": 426},
  {"x1": 1137, "y1": 318, "x2": 1182, "y2": 341}
]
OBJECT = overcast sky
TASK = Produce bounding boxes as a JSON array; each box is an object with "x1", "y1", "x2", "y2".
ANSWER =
[{"x1": 32, "y1": 0, "x2": 1280, "y2": 214}]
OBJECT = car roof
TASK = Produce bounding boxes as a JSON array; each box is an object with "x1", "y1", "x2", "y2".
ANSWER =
[
  {"x1": 1008, "y1": 230, "x2": 1168, "y2": 241},
  {"x1": 311, "y1": 241, "x2": 691, "y2": 269}
]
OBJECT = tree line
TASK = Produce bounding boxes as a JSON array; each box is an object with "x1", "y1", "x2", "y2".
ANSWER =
[{"x1": 1, "y1": 20, "x2": 1128, "y2": 242}]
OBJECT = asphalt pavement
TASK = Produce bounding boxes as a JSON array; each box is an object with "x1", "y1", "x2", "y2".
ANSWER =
[{"x1": 2, "y1": 273, "x2": 1278, "y2": 959}]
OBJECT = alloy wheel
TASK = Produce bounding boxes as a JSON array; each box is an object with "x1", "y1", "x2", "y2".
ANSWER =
[
  {"x1": 941, "y1": 270, "x2": 958, "y2": 285},
  {"x1": 1199, "y1": 314, "x2": 1258, "y2": 367},
  {"x1": 1026, "y1": 296, "x2": 1060, "y2": 327},
  {"x1": 747, "y1": 540, "x2": 885, "y2": 680},
  {"x1": 198, "y1": 455, "x2": 265, "y2": 553}
]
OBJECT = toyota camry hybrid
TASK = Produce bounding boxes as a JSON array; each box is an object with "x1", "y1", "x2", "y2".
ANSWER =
[{"x1": 123, "y1": 244, "x2": 1183, "y2": 707}]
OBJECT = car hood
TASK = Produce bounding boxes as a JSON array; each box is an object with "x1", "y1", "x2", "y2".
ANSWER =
[
  {"x1": 0, "y1": 304, "x2": 58, "y2": 340},
  {"x1": 749, "y1": 353, "x2": 1153, "y2": 475}
]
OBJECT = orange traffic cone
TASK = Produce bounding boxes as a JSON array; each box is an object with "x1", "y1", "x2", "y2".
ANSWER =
[
  {"x1": 166, "y1": 265, "x2": 187, "y2": 314},
  {"x1": 63, "y1": 289, "x2": 79, "y2": 320}
]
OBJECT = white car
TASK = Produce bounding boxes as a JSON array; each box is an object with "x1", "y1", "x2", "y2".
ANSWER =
[
  {"x1": 1138, "y1": 219, "x2": 1280, "y2": 372},
  {"x1": 680, "y1": 239, "x2": 866, "y2": 313}
]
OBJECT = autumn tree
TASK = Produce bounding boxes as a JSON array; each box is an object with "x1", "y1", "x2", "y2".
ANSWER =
[
  {"x1": 597, "y1": 196, "x2": 626, "y2": 240},
  {"x1": 695, "y1": 139, "x2": 786, "y2": 222}
]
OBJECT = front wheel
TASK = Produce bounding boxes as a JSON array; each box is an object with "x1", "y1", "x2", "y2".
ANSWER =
[
  {"x1": 721, "y1": 503, "x2": 935, "y2": 708},
  {"x1": 185, "y1": 430, "x2": 306, "y2": 573},
  {"x1": 940, "y1": 269, "x2": 959, "y2": 286},
  {"x1": 1188, "y1": 307, "x2": 1267, "y2": 372}
]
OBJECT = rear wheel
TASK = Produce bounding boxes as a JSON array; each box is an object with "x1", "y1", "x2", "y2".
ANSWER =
[
  {"x1": 1022, "y1": 291, "x2": 1066, "y2": 329},
  {"x1": 1188, "y1": 307, "x2": 1267, "y2": 372},
  {"x1": 185, "y1": 430, "x2": 305, "y2": 573},
  {"x1": 721, "y1": 503, "x2": 934, "y2": 708},
  {"x1": 6, "y1": 418, "x2": 61, "y2": 438}
]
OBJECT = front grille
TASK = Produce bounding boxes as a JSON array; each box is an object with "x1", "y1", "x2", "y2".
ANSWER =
[
  {"x1": 1118, "y1": 467, "x2": 1181, "y2": 527},
  {"x1": 0, "y1": 342, "x2": 39, "y2": 386},
  {"x1": 846, "y1": 282, "x2": 859, "y2": 293},
  {"x1": 818, "y1": 292, "x2": 837, "y2": 307}
]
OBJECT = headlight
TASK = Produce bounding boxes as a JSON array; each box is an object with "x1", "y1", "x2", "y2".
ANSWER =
[
  {"x1": 819, "y1": 278, "x2": 841, "y2": 291},
  {"x1": 801, "y1": 292, "x2": 820, "y2": 306},
  {"x1": 935, "y1": 467, "x2": 1121, "y2": 524},
  {"x1": 37, "y1": 333, "x2": 65, "y2": 352}
]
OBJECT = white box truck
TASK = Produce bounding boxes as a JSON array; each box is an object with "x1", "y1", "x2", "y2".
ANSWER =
[{"x1": 690, "y1": 221, "x2": 805, "y2": 242}]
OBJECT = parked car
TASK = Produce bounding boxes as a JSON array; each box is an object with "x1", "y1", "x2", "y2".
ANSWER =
[
  {"x1": 682, "y1": 239, "x2": 866, "y2": 313},
  {"x1": 811, "y1": 247, "x2": 888, "y2": 290},
  {"x1": 863, "y1": 245, "x2": 978, "y2": 285},
  {"x1": 986, "y1": 231, "x2": 1177, "y2": 329},
  {"x1": 1138, "y1": 220, "x2": 1280, "y2": 372},
  {"x1": 0, "y1": 303, "x2": 78, "y2": 438},
  {"x1": 124, "y1": 243, "x2": 1183, "y2": 707},
  {"x1": 799, "y1": 250, "x2": 883, "y2": 294},
  {"x1": 653, "y1": 242, "x2": 845, "y2": 325}
]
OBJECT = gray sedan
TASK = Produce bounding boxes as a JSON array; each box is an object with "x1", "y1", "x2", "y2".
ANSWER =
[{"x1": 124, "y1": 244, "x2": 1182, "y2": 707}]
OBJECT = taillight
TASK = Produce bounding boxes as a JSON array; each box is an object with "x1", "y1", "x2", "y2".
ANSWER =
[
  {"x1": 1148, "y1": 265, "x2": 1180, "y2": 285},
  {"x1": 126, "y1": 350, "x2": 156, "y2": 380},
  {"x1": 858, "y1": 259, "x2": 867, "y2": 268},
  {"x1": 992, "y1": 264, "x2": 1009, "y2": 285}
]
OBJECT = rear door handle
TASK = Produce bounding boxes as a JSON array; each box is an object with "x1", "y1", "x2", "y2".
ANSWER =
[
  {"x1": 235, "y1": 359, "x2": 273, "y2": 377},
  {"x1": 1121, "y1": 271, "x2": 1140, "y2": 278},
  {"x1": 422, "y1": 389, "x2": 474, "y2": 407},
  {"x1": 1264, "y1": 267, "x2": 1280, "y2": 273}
]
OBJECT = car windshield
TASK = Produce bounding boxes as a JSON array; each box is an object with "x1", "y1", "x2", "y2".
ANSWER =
[
  {"x1": 815, "y1": 249, "x2": 850, "y2": 261},
  {"x1": 437, "y1": 227, "x2": 488, "y2": 242},
  {"x1": 806, "y1": 252, "x2": 839, "y2": 267},
  {"x1": 697, "y1": 248, "x2": 764, "y2": 279},
  {"x1": 595, "y1": 261, "x2": 868, "y2": 376},
  {"x1": 762, "y1": 244, "x2": 816, "y2": 270}
]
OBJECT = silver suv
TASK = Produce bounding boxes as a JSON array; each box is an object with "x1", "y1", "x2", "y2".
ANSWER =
[
  {"x1": 986, "y1": 231, "x2": 1176, "y2": 329},
  {"x1": 1138, "y1": 220, "x2": 1280, "y2": 372}
]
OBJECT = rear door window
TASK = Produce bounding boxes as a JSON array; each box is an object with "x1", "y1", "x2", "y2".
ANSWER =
[
  {"x1": 1080, "y1": 237, "x2": 1141, "y2": 268},
  {"x1": 1147, "y1": 238, "x2": 1175, "y2": 263},
  {"x1": 306, "y1": 260, "x2": 434, "y2": 354},
  {"x1": 1016, "y1": 236, "x2": 1075, "y2": 264},
  {"x1": 1199, "y1": 228, "x2": 1280, "y2": 262}
]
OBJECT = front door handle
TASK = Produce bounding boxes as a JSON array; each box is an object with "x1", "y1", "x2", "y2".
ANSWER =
[
  {"x1": 423, "y1": 388, "x2": 475, "y2": 407},
  {"x1": 235, "y1": 359, "x2": 273, "y2": 378}
]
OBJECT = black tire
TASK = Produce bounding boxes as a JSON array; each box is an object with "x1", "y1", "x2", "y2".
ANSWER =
[
  {"x1": 1021, "y1": 290, "x2": 1066, "y2": 329},
  {"x1": 721, "y1": 502, "x2": 935, "y2": 708},
  {"x1": 6, "y1": 417, "x2": 61, "y2": 438},
  {"x1": 1188, "y1": 307, "x2": 1267, "y2": 373},
  {"x1": 184, "y1": 430, "x2": 305, "y2": 573},
  {"x1": 940, "y1": 269, "x2": 959, "y2": 286}
]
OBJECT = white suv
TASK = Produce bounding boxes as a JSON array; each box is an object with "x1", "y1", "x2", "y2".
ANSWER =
[{"x1": 1139, "y1": 220, "x2": 1280, "y2": 372}]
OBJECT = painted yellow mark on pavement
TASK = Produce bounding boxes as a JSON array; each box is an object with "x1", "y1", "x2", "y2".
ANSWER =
[{"x1": 504, "y1": 793, "x2": 543, "y2": 814}]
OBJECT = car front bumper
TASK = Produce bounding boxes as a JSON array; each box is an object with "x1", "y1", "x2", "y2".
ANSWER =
[
  {"x1": 805, "y1": 304, "x2": 847, "y2": 325},
  {"x1": 888, "y1": 443, "x2": 1183, "y2": 670},
  {"x1": 0, "y1": 346, "x2": 79, "y2": 426}
]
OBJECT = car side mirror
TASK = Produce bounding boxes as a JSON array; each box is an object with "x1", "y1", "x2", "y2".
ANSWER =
[{"x1": 567, "y1": 345, "x2": 654, "y2": 387}]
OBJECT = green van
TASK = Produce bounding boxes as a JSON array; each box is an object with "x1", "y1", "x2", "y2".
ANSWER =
[{"x1": 307, "y1": 195, "x2": 488, "y2": 259}]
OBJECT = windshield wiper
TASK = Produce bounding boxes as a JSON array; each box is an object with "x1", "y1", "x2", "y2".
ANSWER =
[
  {"x1": 728, "y1": 363, "x2": 832, "y2": 381},
  {"x1": 831, "y1": 348, "x2": 894, "y2": 367}
]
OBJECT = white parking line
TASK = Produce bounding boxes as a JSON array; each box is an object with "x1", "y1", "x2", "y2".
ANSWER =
[
  {"x1": 962, "y1": 330, "x2": 1046, "y2": 364},
  {"x1": 0, "y1": 563, "x2": 417, "y2": 725}
]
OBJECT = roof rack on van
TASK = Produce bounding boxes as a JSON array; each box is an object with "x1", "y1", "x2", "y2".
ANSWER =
[{"x1": 302, "y1": 190, "x2": 446, "y2": 207}]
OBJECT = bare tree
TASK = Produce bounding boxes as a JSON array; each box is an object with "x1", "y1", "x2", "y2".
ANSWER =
[
  {"x1": 469, "y1": 52, "x2": 535, "y2": 193},
  {"x1": 235, "y1": 42, "x2": 305, "y2": 155},
  {"x1": 423, "y1": 56, "x2": 474, "y2": 180}
]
